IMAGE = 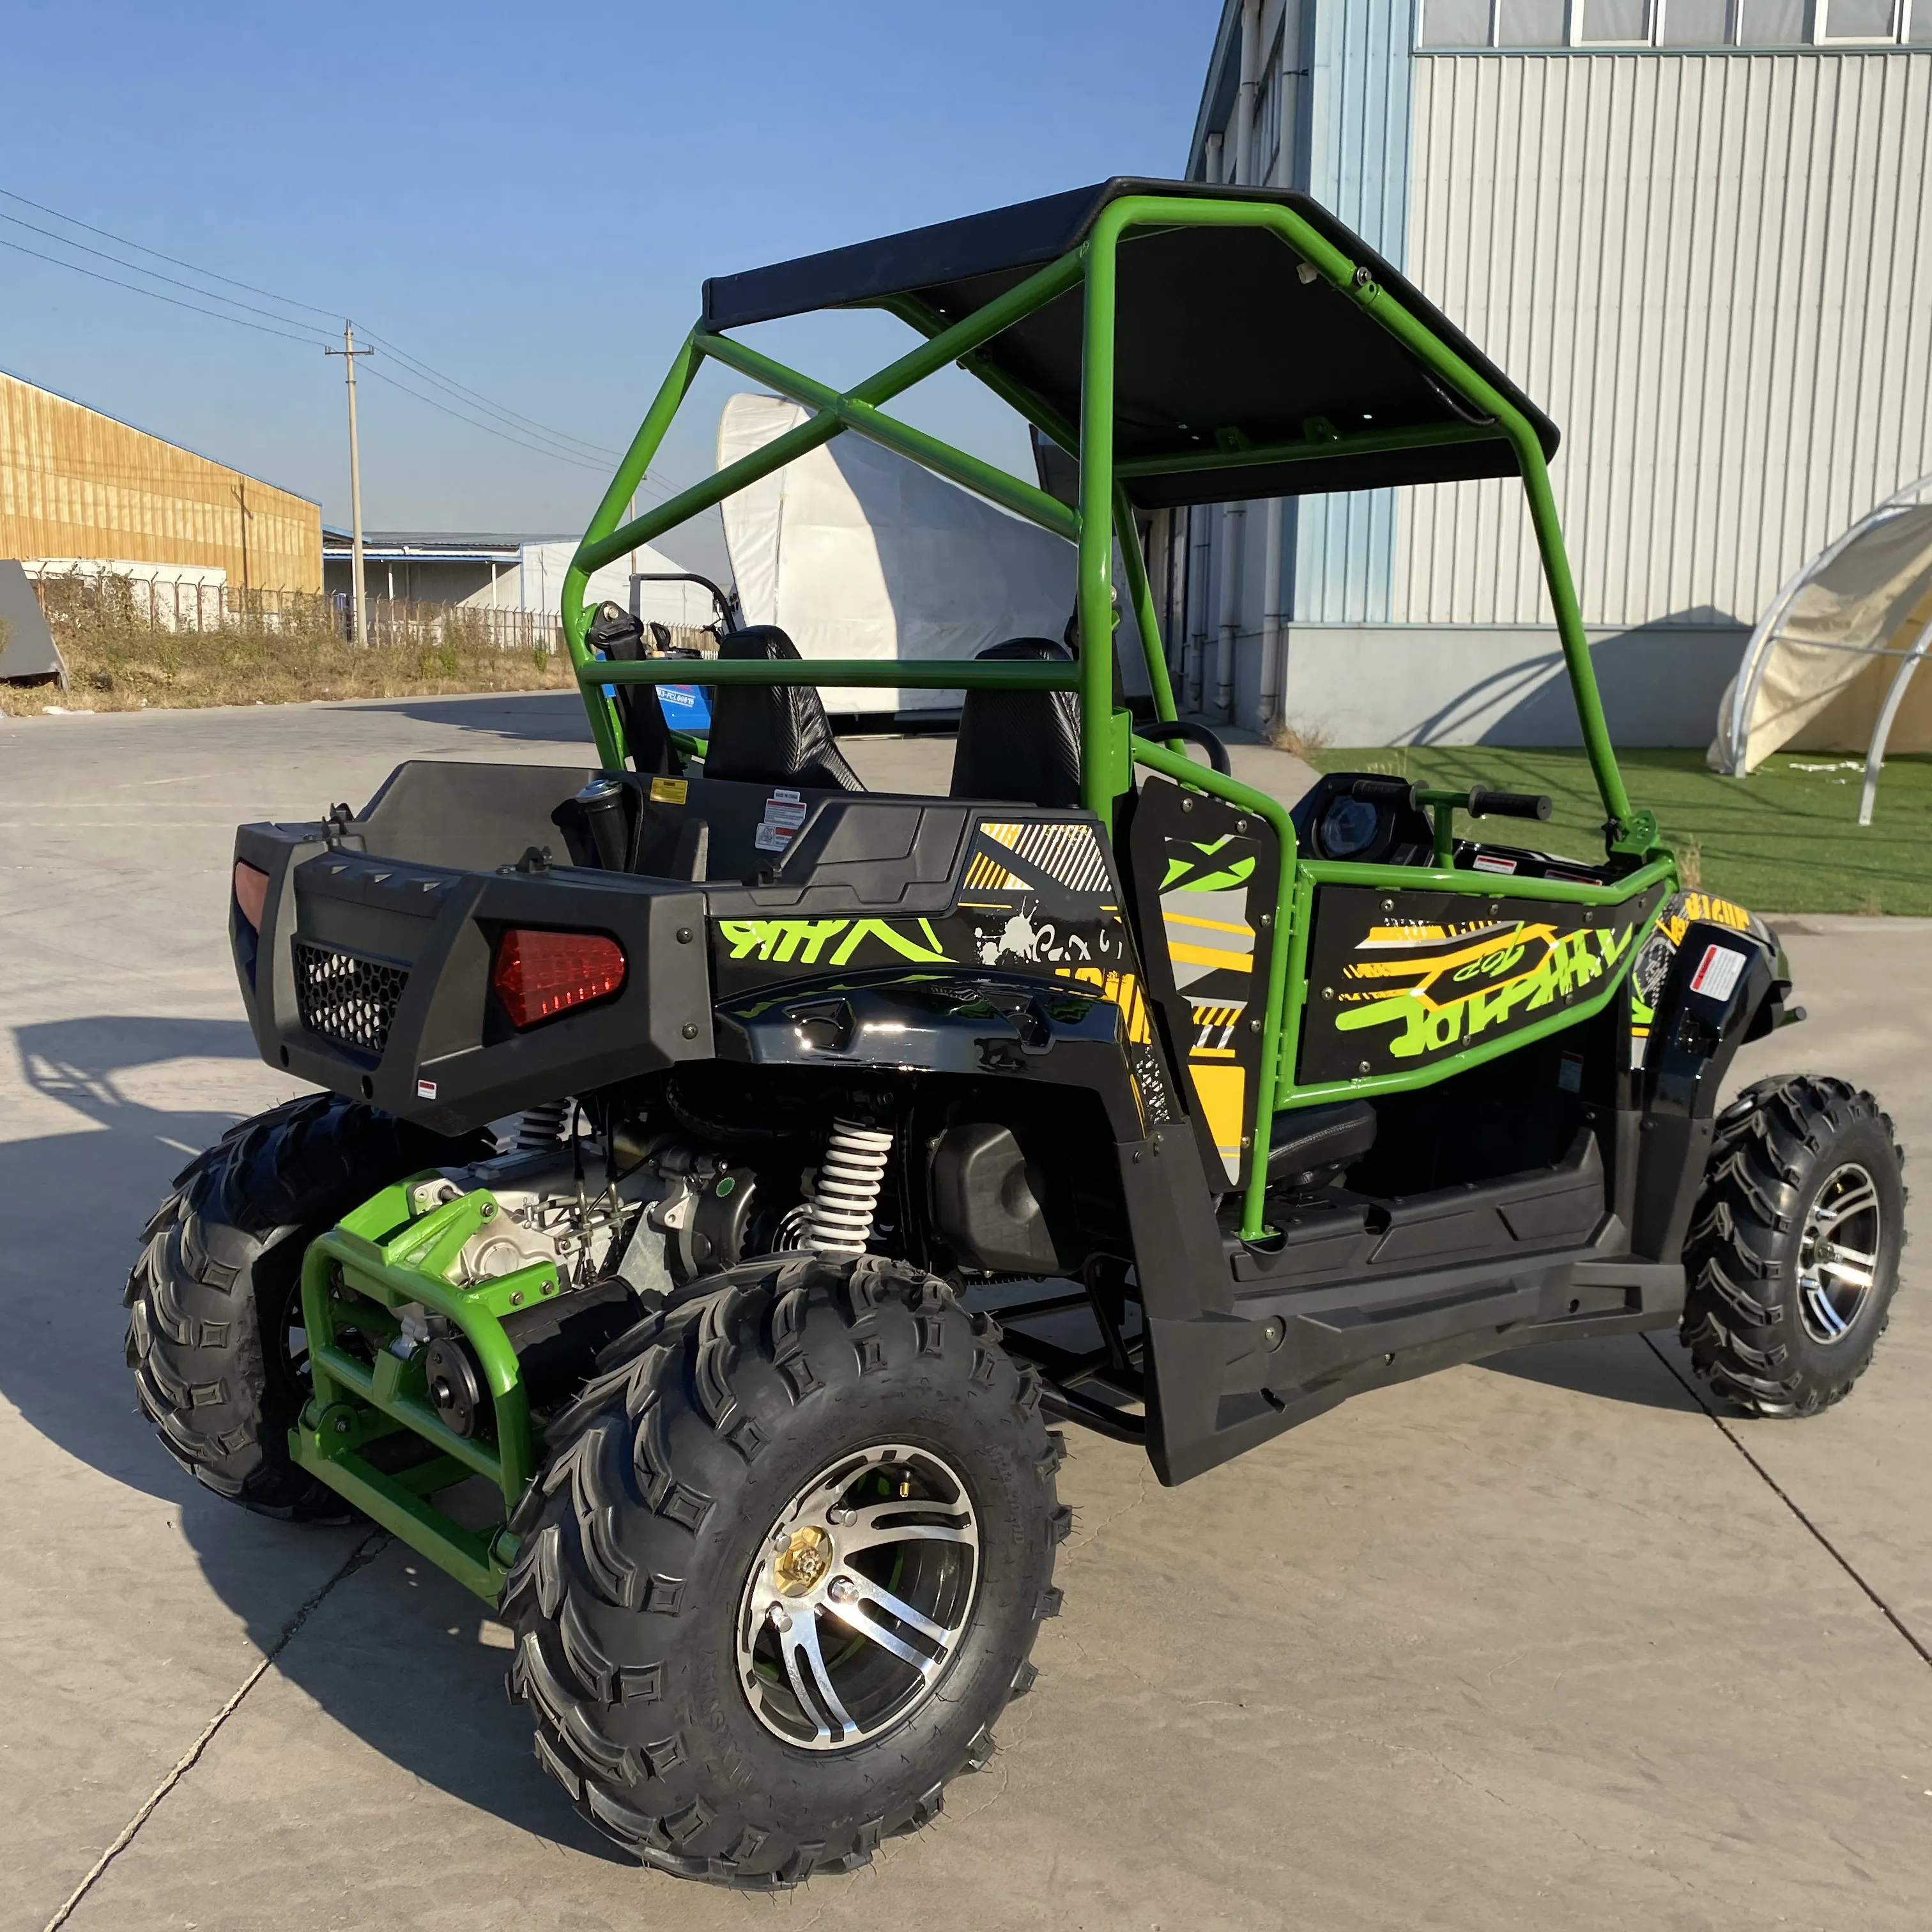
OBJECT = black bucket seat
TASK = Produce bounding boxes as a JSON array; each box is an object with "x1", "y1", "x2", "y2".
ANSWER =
[
  {"x1": 702, "y1": 625, "x2": 863, "y2": 792},
  {"x1": 949, "y1": 638, "x2": 1082, "y2": 809}
]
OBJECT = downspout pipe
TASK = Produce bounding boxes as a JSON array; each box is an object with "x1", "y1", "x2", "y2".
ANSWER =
[
  {"x1": 1216, "y1": 501, "x2": 1244, "y2": 720},
  {"x1": 1215, "y1": 0, "x2": 1263, "y2": 725},
  {"x1": 1259, "y1": 487, "x2": 1284, "y2": 730}
]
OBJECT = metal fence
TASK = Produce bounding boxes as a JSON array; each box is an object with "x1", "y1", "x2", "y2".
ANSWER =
[{"x1": 26, "y1": 567, "x2": 714, "y2": 657}]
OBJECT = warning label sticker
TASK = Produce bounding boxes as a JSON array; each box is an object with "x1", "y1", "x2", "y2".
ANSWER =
[{"x1": 1689, "y1": 944, "x2": 1747, "y2": 1002}]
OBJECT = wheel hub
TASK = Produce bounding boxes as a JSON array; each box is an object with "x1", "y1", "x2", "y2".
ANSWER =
[
  {"x1": 772, "y1": 1524, "x2": 832, "y2": 1596},
  {"x1": 736, "y1": 1444, "x2": 980, "y2": 1752},
  {"x1": 1797, "y1": 1162, "x2": 1883, "y2": 1346}
]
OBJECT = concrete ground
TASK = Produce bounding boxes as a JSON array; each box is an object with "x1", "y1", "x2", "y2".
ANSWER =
[{"x1": 2, "y1": 692, "x2": 1928, "y2": 1932}]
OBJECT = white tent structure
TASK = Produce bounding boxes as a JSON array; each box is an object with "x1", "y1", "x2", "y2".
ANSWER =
[
  {"x1": 473, "y1": 539, "x2": 718, "y2": 629},
  {"x1": 1712, "y1": 473, "x2": 1932, "y2": 823},
  {"x1": 717, "y1": 392, "x2": 1142, "y2": 717}
]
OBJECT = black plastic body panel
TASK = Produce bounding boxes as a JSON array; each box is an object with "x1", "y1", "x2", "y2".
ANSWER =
[
  {"x1": 1629, "y1": 918, "x2": 1780, "y2": 1261},
  {"x1": 233, "y1": 765, "x2": 714, "y2": 1137}
]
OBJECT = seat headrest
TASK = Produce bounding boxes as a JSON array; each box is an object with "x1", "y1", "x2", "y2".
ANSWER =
[
  {"x1": 702, "y1": 625, "x2": 863, "y2": 792},
  {"x1": 948, "y1": 637, "x2": 1082, "y2": 809}
]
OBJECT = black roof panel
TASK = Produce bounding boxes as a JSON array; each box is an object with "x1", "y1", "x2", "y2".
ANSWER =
[{"x1": 702, "y1": 179, "x2": 1558, "y2": 510}]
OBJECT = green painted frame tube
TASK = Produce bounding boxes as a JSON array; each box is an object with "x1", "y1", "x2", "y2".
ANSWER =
[
  {"x1": 1077, "y1": 237, "x2": 1121, "y2": 816},
  {"x1": 564, "y1": 249, "x2": 1085, "y2": 644},
  {"x1": 565, "y1": 330, "x2": 705, "y2": 767},
  {"x1": 694, "y1": 331, "x2": 1078, "y2": 542},
  {"x1": 1273, "y1": 856, "x2": 1673, "y2": 1114},
  {"x1": 300, "y1": 1221, "x2": 537, "y2": 1508},
  {"x1": 1085, "y1": 192, "x2": 1633, "y2": 838},
  {"x1": 1114, "y1": 480, "x2": 1182, "y2": 733},
  {"x1": 555, "y1": 190, "x2": 1649, "y2": 1238}
]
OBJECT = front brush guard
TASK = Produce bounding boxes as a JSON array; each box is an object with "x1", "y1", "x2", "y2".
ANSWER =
[{"x1": 290, "y1": 1177, "x2": 559, "y2": 1601}]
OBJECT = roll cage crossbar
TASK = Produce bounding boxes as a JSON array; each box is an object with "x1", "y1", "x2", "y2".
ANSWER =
[{"x1": 560, "y1": 188, "x2": 1655, "y2": 1241}]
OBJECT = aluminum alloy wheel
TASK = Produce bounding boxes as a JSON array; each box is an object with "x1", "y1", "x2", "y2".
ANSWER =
[
  {"x1": 1797, "y1": 1162, "x2": 1883, "y2": 1346},
  {"x1": 735, "y1": 1443, "x2": 980, "y2": 1752}
]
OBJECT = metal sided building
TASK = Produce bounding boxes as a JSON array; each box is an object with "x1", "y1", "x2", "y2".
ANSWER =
[
  {"x1": 1163, "y1": 1, "x2": 1932, "y2": 747},
  {"x1": 1, "y1": 368, "x2": 321, "y2": 594}
]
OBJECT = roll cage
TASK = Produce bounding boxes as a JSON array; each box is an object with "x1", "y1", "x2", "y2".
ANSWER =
[{"x1": 558, "y1": 178, "x2": 1667, "y2": 1242}]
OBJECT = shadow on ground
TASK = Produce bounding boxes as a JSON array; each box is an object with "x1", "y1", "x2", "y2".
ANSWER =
[
  {"x1": 355, "y1": 693, "x2": 594, "y2": 742},
  {"x1": 1, "y1": 1014, "x2": 622, "y2": 1862},
  {"x1": 1473, "y1": 1333, "x2": 1703, "y2": 1412}
]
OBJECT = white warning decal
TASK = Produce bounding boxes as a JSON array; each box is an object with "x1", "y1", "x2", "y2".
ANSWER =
[{"x1": 1689, "y1": 944, "x2": 1746, "y2": 1003}]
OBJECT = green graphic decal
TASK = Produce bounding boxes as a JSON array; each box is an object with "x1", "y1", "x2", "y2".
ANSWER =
[
  {"x1": 716, "y1": 916, "x2": 951, "y2": 970},
  {"x1": 1335, "y1": 920, "x2": 1638, "y2": 1060},
  {"x1": 1161, "y1": 833, "x2": 1257, "y2": 893}
]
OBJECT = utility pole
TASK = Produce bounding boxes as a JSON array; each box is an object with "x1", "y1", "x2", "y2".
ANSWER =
[{"x1": 325, "y1": 323, "x2": 374, "y2": 644}]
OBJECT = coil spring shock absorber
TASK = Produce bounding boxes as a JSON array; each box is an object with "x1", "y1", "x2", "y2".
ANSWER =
[{"x1": 805, "y1": 1119, "x2": 894, "y2": 1256}]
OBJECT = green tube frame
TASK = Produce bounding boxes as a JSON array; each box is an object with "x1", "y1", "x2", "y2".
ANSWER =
[{"x1": 560, "y1": 191, "x2": 1656, "y2": 1238}]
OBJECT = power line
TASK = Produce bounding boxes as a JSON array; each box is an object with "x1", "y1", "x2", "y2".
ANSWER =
[
  {"x1": 1, "y1": 224, "x2": 630, "y2": 479},
  {"x1": 356, "y1": 364, "x2": 612, "y2": 472},
  {"x1": 356, "y1": 327, "x2": 622, "y2": 460},
  {"x1": 0, "y1": 207, "x2": 334, "y2": 343},
  {"x1": 0, "y1": 183, "x2": 669, "y2": 494},
  {"x1": 0, "y1": 233, "x2": 330, "y2": 348},
  {"x1": 0, "y1": 183, "x2": 342, "y2": 323}
]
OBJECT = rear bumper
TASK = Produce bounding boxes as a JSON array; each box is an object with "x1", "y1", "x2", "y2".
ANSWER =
[{"x1": 234, "y1": 817, "x2": 712, "y2": 1135}]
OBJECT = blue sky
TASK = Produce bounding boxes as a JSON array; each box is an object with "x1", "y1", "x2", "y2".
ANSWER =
[{"x1": 1, "y1": 1, "x2": 1215, "y2": 574}]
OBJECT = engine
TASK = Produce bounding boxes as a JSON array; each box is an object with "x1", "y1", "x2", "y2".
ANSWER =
[{"x1": 404, "y1": 1096, "x2": 898, "y2": 1437}]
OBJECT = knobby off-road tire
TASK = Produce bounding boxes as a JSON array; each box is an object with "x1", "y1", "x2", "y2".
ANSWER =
[
  {"x1": 502, "y1": 1254, "x2": 1068, "y2": 1887},
  {"x1": 125, "y1": 1092, "x2": 487, "y2": 1517},
  {"x1": 1683, "y1": 1074, "x2": 1907, "y2": 1417}
]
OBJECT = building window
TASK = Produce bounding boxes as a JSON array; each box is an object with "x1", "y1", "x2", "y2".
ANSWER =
[
  {"x1": 1579, "y1": 0, "x2": 1650, "y2": 39},
  {"x1": 1820, "y1": 0, "x2": 1902, "y2": 37},
  {"x1": 1418, "y1": 0, "x2": 1931, "y2": 45},
  {"x1": 1659, "y1": 1, "x2": 1735, "y2": 41},
  {"x1": 1498, "y1": 0, "x2": 1568, "y2": 40},
  {"x1": 1735, "y1": 0, "x2": 1809, "y2": 39},
  {"x1": 1421, "y1": 0, "x2": 1493, "y2": 45}
]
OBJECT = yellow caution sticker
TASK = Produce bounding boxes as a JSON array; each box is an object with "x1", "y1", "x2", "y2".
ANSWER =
[{"x1": 649, "y1": 776, "x2": 688, "y2": 805}]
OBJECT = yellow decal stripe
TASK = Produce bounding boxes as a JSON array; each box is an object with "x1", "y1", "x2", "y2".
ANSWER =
[{"x1": 1170, "y1": 942, "x2": 1254, "y2": 972}]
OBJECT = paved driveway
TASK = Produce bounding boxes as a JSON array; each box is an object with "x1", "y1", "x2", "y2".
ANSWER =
[{"x1": 3, "y1": 695, "x2": 1927, "y2": 1931}]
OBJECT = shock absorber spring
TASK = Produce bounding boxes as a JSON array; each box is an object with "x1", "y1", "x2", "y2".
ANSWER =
[
  {"x1": 805, "y1": 1119, "x2": 894, "y2": 1256},
  {"x1": 516, "y1": 1098, "x2": 572, "y2": 1150}
]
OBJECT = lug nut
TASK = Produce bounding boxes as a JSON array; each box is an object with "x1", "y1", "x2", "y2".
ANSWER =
[
  {"x1": 827, "y1": 1575, "x2": 857, "y2": 1604},
  {"x1": 768, "y1": 1602, "x2": 790, "y2": 1630}
]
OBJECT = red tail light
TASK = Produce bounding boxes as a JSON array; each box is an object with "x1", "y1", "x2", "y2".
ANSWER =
[
  {"x1": 233, "y1": 861, "x2": 270, "y2": 931},
  {"x1": 492, "y1": 928, "x2": 626, "y2": 1029}
]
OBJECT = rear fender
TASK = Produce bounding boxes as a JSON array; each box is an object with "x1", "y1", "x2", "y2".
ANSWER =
[{"x1": 1630, "y1": 916, "x2": 1780, "y2": 1261}]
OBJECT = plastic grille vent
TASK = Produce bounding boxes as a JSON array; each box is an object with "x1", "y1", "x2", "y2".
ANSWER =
[{"x1": 293, "y1": 941, "x2": 408, "y2": 1055}]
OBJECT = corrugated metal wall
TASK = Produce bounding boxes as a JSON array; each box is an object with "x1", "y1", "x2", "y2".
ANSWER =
[
  {"x1": 1292, "y1": 0, "x2": 1414, "y2": 622},
  {"x1": 1397, "y1": 50, "x2": 1932, "y2": 630},
  {"x1": 0, "y1": 369, "x2": 322, "y2": 592}
]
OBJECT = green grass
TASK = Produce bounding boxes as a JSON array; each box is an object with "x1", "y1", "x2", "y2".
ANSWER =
[{"x1": 1310, "y1": 747, "x2": 1932, "y2": 916}]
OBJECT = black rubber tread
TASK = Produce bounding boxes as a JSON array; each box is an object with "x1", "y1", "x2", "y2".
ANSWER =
[
  {"x1": 503, "y1": 1253, "x2": 1066, "y2": 1887},
  {"x1": 1682, "y1": 1073, "x2": 1908, "y2": 1418},
  {"x1": 125, "y1": 1092, "x2": 489, "y2": 1517}
]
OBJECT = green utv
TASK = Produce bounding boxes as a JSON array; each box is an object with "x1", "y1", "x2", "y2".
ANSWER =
[{"x1": 128, "y1": 181, "x2": 1906, "y2": 1885}]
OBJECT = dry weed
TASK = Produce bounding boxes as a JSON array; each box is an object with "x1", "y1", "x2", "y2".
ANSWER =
[
  {"x1": 1, "y1": 576, "x2": 574, "y2": 716},
  {"x1": 1268, "y1": 716, "x2": 1332, "y2": 761}
]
